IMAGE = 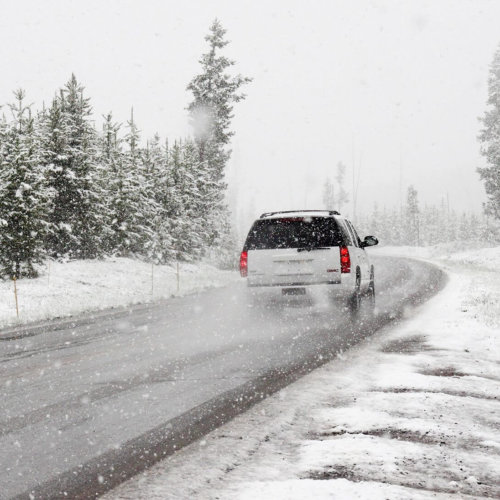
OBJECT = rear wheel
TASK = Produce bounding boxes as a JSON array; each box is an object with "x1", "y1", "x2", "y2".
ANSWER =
[
  {"x1": 348, "y1": 270, "x2": 362, "y2": 318},
  {"x1": 355, "y1": 267, "x2": 376, "y2": 324},
  {"x1": 367, "y1": 266, "x2": 375, "y2": 309}
]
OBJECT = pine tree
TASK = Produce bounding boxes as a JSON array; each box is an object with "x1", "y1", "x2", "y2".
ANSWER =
[
  {"x1": 44, "y1": 75, "x2": 105, "y2": 258},
  {"x1": 458, "y1": 212, "x2": 470, "y2": 241},
  {"x1": 0, "y1": 90, "x2": 50, "y2": 277},
  {"x1": 187, "y1": 19, "x2": 251, "y2": 251},
  {"x1": 120, "y1": 111, "x2": 158, "y2": 257},
  {"x1": 478, "y1": 43, "x2": 500, "y2": 219},
  {"x1": 322, "y1": 177, "x2": 335, "y2": 209},
  {"x1": 99, "y1": 112, "x2": 128, "y2": 254},
  {"x1": 169, "y1": 139, "x2": 206, "y2": 261},
  {"x1": 336, "y1": 162, "x2": 349, "y2": 213},
  {"x1": 369, "y1": 202, "x2": 381, "y2": 238},
  {"x1": 468, "y1": 213, "x2": 480, "y2": 241},
  {"x1": 39, "y1": 96, "x2": 68, "y2": 255},
  {"x1": 405, "y1": 185, "x2": 420, "y2": 245},
  {"x1": 142, "y1": 132, "x2": 169, "y2": 262},
  {"x1": 446, "y1": 209, "x2": 458, "y2": 243},
  {"x1": 423, "y1": 205, "x2": 442, "y2": 245}
]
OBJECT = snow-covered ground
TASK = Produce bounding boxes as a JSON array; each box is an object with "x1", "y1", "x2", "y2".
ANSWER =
[
  {"x1": 0, "y1": 258, "x2": 239, "y2": 330},
  {"x1": 104, "y1": 245, "x2": 500, "y2": 499}
]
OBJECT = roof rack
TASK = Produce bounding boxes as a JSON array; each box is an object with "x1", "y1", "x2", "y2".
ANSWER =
[{"x1": 260, "y1": 210, "x2": 340, "y2": 218}]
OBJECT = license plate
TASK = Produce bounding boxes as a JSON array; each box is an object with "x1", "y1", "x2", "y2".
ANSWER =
[{"x1": 282, "y1": 288, "x2": 306, "y2": 296}]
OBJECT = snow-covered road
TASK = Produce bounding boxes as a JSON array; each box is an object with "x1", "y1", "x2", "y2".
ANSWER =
[
  {"x1": 0, "y1": 256, "x2": 444, "y2": 499},
  {"x1": 102, "y1": 246, "x2": 499, "y2": 500}
]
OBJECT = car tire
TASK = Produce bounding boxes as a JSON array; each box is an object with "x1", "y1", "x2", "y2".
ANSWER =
[
  {"x1": 367, "y1": 266, "x2": 375, "y2": 309},
  {"x1": 348, "y1": 270, "x2": 362, "y2": 318}
]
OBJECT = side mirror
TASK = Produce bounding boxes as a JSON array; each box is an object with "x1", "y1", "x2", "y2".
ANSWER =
[{"x1": 361, "y1": 235, "x2": 379, "y2": 248}]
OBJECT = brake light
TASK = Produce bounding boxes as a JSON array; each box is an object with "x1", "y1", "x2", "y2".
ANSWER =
[
  {"x1": 340, "y1": 246, "x2": 351, "y2": 273},
  {"x1": 240, "y1": 251, "x2": 248, "y2": 277}
]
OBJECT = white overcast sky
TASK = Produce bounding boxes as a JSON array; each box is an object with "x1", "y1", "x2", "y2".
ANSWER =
[{"x1": 1, "y1": 0, "x2": 499, "y2": 230}]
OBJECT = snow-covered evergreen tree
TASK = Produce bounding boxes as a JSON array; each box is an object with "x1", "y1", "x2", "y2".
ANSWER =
[
  {"x1": 187, "y1": 19, "x2": 251, "y2": 252},
  {"x1": 43, "y1": 75, "x2": 106, "y2": 259},
  {"x1": 405, "y1": 185, "x2": 420, "y2": 245},
  {"x1": 322, "y1": 163, "x2": 349, "y2": 214},
  {"x1": 0, "y1": 90, "x2": 50, "y2": 277},
  {"x1": 141, "y1": 132, "x2": 169, "y2": 262},
  {"x1": 166, "y1": 139, "x2": 206, "y2": 261},
  {"x1": 369, "y1": 203, "x2": 381, "y2": 239},
  {"x1": 468, "y1": 213, "x2": 480, "y2": 241},
  {"x1": 99, "y1": 112, "x2": 129, "y2": 254},
  {"x1": 322, "y1": 178, "x2": 335, "y2": 209},
  {"x1": 478, "y1": 43, "x2": 500, "y2": 220},
  {"x1": 446, "y1": 209, "x2": 459, "y2": 243},
  {"x1": 422, "y1": 205, "x2": 442, "y2": 245},
  {"x1": 335, "y1": 162, "x2": 349, "y2": 213},
  {"x1": 120, "y1": 111, "x2": 158, "y2": 257}
]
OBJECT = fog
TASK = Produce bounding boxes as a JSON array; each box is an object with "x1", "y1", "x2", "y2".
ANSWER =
[{"x1": 1, "y1": 0, "x2": 499, "y2": 233}]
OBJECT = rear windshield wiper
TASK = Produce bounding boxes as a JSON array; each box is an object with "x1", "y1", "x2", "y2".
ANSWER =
[{"x1": 297, "y1": 246, "x2": 330, "y2": 252}]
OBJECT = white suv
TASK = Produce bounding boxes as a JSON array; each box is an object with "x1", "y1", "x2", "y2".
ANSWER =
[{"x1": 239, "y1": 210, "x2": 378, "y2": 313}]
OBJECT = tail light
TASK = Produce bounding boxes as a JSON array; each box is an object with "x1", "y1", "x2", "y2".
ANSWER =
[
  {"x1": 340, "y1": 246, "x2": 351, "y2": 273},
  {"x1": 240, "y1": 251, "x2": 248, "y2": 277}
]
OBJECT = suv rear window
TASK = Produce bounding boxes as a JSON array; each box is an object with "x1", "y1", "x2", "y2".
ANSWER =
[{"x1": 245, "y1": 217, "x2": 343, "y2": 250}]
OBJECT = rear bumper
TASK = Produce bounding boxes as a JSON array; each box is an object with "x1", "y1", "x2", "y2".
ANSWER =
[
  {"x1": 246, "y1": 275, "x2": 356, "y2": 300},
  {"x1": 247, "y1": 279, "x2": 341, "y2": 287},
  {"x1": 247, "y1": 271, "x2": 355, "y2": 289}
]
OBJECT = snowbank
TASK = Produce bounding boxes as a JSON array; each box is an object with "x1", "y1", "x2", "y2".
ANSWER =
[
  {"x1": 0, "y1": 258, "x2": 239, "y2": 329},
  {"x1": 104, "y1": 245, "x2": 500, "y2": 499},
  {"x1": 370, "y1": 243, "x2": 500, "y2": 272}
]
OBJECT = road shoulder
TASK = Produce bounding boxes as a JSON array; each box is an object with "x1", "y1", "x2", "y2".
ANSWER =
[{"x1": 0, "y1": 257, "x2": 239, "y2": 337}]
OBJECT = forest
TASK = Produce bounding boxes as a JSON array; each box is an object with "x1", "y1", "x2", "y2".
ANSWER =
[{"x1": 0, "y1": 20, "x2": 250, "y2": 278}]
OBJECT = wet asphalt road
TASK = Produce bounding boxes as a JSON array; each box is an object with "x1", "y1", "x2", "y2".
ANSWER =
[{"x1": 0, "y1": 256, "x2": 446, "y2": 499}]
